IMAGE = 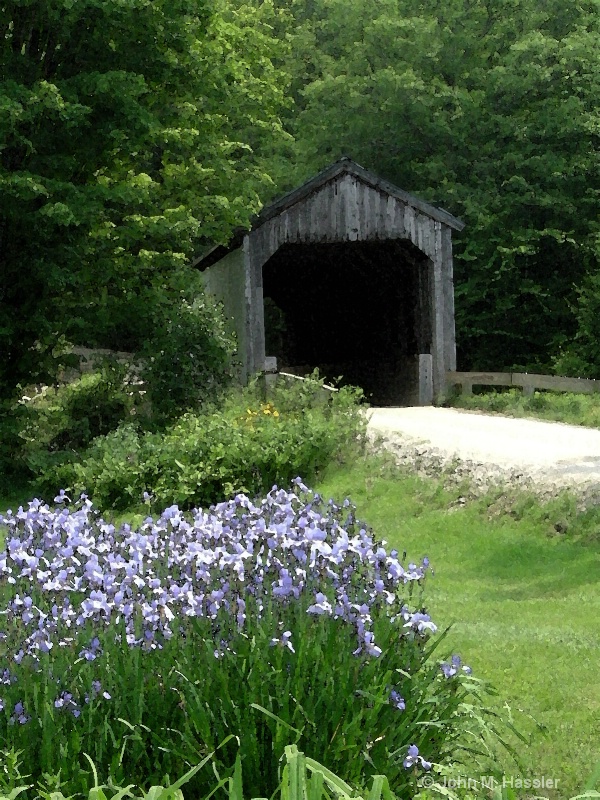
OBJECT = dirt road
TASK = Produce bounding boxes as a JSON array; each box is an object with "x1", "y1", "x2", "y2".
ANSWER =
[{"x1": 367, "y1": 407, "x2": 600, "y2": 488}]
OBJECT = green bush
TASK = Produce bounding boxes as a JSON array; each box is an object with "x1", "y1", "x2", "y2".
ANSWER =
[
  {"x1": 14, "y1": 363, "x2": 147, "y2": 481},
  {"x1": 553, "y1": 270, "x2": 600, "y2": 379},
  {"x1": 0, "y1": 398, "x2": 30, "y2": 490},
  {"x1": 139, "y1": 295, "x2": 237, "y2": 425},
  {"x1": 39, "y1": 376, "x2": 366, "y2": 511}
]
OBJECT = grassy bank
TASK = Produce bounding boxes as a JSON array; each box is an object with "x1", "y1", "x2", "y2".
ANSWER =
[
  {"x1": 316, "y1": 456, "x2": 600, "y2": 799},
  {"x1": 447, "y1": 388, "x2": 600, "y2": 428}
]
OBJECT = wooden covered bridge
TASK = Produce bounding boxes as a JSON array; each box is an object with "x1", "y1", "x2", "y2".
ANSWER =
[{"x1": 195, "y1": 158, "x2": 464, "y2": 405}]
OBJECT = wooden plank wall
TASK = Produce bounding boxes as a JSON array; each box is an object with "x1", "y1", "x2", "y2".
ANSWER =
[{"x1": 250, "y1": 174, "x2": 442, "y2": 263}]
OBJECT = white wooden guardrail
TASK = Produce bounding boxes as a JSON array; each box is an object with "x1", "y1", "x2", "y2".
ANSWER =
[{"x1": 447, "y1": 371, "x2": 600, "y2": 397}]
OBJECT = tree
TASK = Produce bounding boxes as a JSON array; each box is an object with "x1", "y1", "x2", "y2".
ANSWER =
[
  {"x1": 272, "y1": 0, "x2": 600, "y2": 371},
  {"x1": 0, "y1": 0, "x2": 289, "y2": 395}
]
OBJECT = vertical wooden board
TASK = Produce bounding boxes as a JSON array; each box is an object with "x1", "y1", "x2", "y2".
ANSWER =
[
  {"x1": 295, "y1": 204, "x2": 305, "y2": 240},
  {"x1": 357, "y1": 183, "x2": 367, "y2": 239},
  {"x1": 337, "y1": 174, "x2": 349, "y2": 238},
  {"x1": 361, "y1": 185, "x2": 369, "y2": 239},
  {"x1": 375, "y1": 191, "x2": 386, "y2": 238},
  {"x1": 281, "y1": 209, "x2": 290, "y2": 244},
  {"x1": 250, "y1": 227, "x2": 264, "y2": 272},
  {"x1": 295, "y1": 203, "x2": 305, "y2": 241},
  {"x1": 434, "y1": 221, "x2": 442, "y2": 259},
  {"x1": 307, "y1": 197, "x2": 317, "y2": 239},
  {"x1": 384, "y1": 195, "x2": 395, "y2": 236},
  {"x1": 404, "y1": 206, "x2": 416, "y2": 247},
  {"x1": 264, "y1": 218, "x2": 273, "y2": 253},
  {"x1": 422, "y1": 218, "x2": 433, "y2": 258},
  {"x1": 419, "y1": 217, "x2": 434, "y2": 259},
  {"x1": 275, "y1": 216, "x2": 284, "y2": 251},
  {"x1": 426, "y1": 220, "x2": 437, "y2": 261},
  {"x1": 391, "y1": 200, "x2": 404, "y2": 239},
  {"x1": 431, "y1": 239, "x2": 446, "y2": 400},
  {"x1": 290, "y1": 204, "x2": 301, "y2": 242},
  {"x1": 243, "y1": 236, "x2": 256, "y2": 376},
  {"x1": 338, "y1": 174, "x2": 349, "y2": 239},
  {"x1": 364, "y1": 184, "x2": 376, "y2": 239},
  {"x1": 348, "y1": 176, "x2": 360, "y2": 241},
  {"x1": 418, "y1": 354, "x2": 434, "y2": 406},
  {"x1": 260, "y1": 224, "x2": 272, "y2": 266},
  {"x1": 329, "y1": 178, "x2": 340, "y2": 239},
  {"x1": 441, "y1": 224, "x2": 456, "y2": 371},
  {"x1": 315, "y1": 184, "x2": 329, "y2": 241},
  {"x1": 320, "y1": 187, "x2": 329, "y2": 239},
  {"x1": 300, "y1": 199, "x2": 312, "y2": 239},
  {"x1": 373, "y1": 187, "x2": 382, "y2": 238},
  {"x1": 365, "y1": 185, "x2": 379, "y2": 239},
  {"x1": 327, "y1": 181, "x2": 337, "y2": 239},
  {"x1": 416, "y1": 215, "x2": 425, "y2": 253}
]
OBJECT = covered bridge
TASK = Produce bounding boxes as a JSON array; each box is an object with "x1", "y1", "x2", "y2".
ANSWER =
[{"x1": 195, "y1": 157, "x2": 464, "y2": 405}]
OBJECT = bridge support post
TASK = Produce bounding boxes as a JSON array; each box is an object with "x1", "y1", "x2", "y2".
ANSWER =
[{"x1": 418, "y1": 354, "x2": 433, "y2": 406}]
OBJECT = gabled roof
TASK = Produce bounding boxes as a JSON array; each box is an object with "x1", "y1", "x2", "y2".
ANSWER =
[
  {"x1": 261, "y1": 157, "x2": 465, "y2": 231},
  {"x1": 194, "y1": 157, "x2": 465, "y2": 269}
]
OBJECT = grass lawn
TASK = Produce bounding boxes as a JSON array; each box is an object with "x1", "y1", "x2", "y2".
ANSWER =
[{"x1": 316, "y1": 455, "x2": 600, "y2": 799}]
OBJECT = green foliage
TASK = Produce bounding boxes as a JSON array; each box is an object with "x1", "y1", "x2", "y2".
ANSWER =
[
  {"x1": 271, "y1": 0, "x2": 600, "y2": 373},
  {"x1": 0, "y1": 745, "x2": 405, "y2": 800},
  {"x1": 38, "y1": 377, "x2": 366, "y2": 510},
  {"x1": 0, "y1": 400, "x2": 30, "y2": 491},
  {"x1": 447, "y1": 388, "x2": 600, "y2": 429},
  {"x1": 139, "y1": 294, "x2": 238, "y2": 425},
  {"x1": 0, "y1": 0, "x2": 289, "y2": 395},
  {"x1": 553, "y1": 270, "x2": 600, "y2": 379},
  {"x1": 2, "y1": 742, "x2": 600, "y2": 800},
  {"x1": 12, "y1": 364, "x2": 146, "y2": 481}
]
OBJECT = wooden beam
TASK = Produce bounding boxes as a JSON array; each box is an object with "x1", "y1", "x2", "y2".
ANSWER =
[
  {"x1": 512, "y1": 373, "x2": 600, "y2": 394},
  {"x1": 447, "y1": 371, "x2": 600, "y2": 397}
]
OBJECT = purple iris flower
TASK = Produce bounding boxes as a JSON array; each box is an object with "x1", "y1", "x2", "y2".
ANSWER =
[{"x1": 403, "y1": 744, "x2": 431, "y2": 771}]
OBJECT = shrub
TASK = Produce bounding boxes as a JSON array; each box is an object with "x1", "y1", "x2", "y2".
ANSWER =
[
  {"x1": 14, "y1": 363, "x2": 147, "y2": 482},
  {"x1": 43, "y1": 377, "x2": 366, "y2": 511},
  {"x1": 139, "y1": 295, "x2": 237, "y2": 425},
  {"x1": 0, "y1": 399, "x2": 30, "y2": 490},
  {"x1": 0, "y1": 486, "x2": 501, "y2": 799}
]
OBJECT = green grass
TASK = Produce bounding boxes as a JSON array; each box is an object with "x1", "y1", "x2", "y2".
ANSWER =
[
  {"x1": 447, "y1": 388, "x2": 600, "y2": 428},
  {"x1": 316, "y1": 454, "x2": 600, "y2": 799}
]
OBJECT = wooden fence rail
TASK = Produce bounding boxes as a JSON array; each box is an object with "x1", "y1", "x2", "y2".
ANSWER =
[{"x1": 447, "y1": 371, "x2": 600, "y2": 397}]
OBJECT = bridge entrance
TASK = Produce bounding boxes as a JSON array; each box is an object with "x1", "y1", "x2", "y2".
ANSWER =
[{"x1": 262, "y1": 239, "x2": 432, "y2": 405}]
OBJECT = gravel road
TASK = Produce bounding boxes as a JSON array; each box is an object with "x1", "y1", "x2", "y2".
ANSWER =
[{"x1": 367, "y1": 407, "x2": 600, "y2": 499}]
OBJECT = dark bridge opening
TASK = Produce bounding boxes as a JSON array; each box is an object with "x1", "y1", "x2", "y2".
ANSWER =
[{"x1": 262, "y1": 239, "x2": 432, "y2": 405}]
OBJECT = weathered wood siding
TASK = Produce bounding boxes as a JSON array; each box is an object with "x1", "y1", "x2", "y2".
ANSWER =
[
  {"x1": 250, "y1": 174, "x2": 442, "y2": 260},
  {"x1": 245, "y1": 173, "x2": 456, "y2": 399},
  {"x1": 202, "y1": 248, "x2": 248, "y2": 380}
]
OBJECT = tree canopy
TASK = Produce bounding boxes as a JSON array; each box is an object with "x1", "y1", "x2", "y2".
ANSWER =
[
  {"x1": 272, "y1": 0, "x2": 600, "y2": 372},
  {"x1": 0, "y1": 0, "x2": 288, "y2": 393},
  {"x1": 2, "y1": 0, "x2": 599, "y2": 391}
]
